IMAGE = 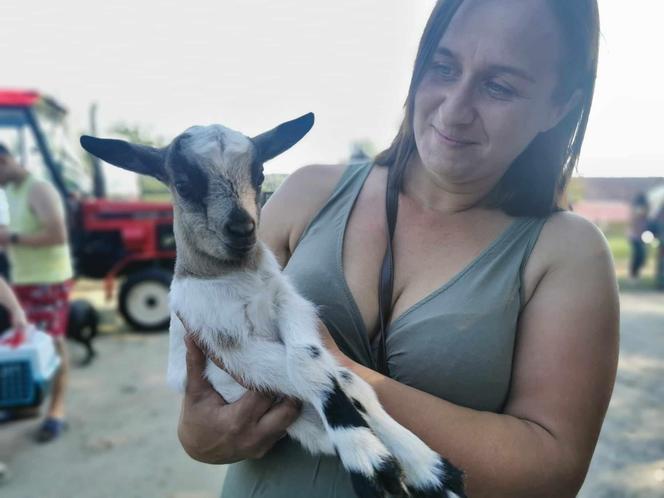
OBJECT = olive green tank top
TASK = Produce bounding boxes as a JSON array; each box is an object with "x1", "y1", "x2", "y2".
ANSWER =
[
  {"x1": 221, "y1": 160, "x2": 547, "y2": 498},
  {"x1": 6, "y1": 174, "x2": 73, "y2": 285}
]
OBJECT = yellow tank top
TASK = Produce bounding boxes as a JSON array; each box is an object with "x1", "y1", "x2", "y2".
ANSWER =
[{"x1": 5, "y1": 174, "x2": 73, "y2": 284}]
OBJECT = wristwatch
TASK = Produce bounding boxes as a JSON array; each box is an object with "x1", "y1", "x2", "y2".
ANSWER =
[{"x1": 9, "y1": 233, "x2": 19, "y2": 245}]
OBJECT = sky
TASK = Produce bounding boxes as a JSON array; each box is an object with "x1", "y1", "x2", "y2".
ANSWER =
[{"x1": 1, "y1": 0, "x2": 662, "y2": 188}]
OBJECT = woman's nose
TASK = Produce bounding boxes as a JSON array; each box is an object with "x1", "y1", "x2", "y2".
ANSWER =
[{"x1": 439, "y1": 82, "x2": 476, "y2": 128}]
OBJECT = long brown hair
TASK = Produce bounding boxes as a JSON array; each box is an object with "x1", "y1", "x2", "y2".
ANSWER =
[{"x1": 375, "y1": 0, "x2": 600, "y2": 217}]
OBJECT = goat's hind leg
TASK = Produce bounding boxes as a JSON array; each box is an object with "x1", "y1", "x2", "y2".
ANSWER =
[
  {"x1": 336, "y1": 368, "x2": 466, "y2": 498},
  {"x1": 275, "y1": 285, "x2": 405, "y2": 496},
  {"x1": 285, "y1": 342, "x2": 405, "y2": 498}
]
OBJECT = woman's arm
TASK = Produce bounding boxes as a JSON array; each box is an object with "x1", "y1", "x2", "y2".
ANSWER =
[{"x1": 325, "y1": 213, "x2": 619, "y2": 498}]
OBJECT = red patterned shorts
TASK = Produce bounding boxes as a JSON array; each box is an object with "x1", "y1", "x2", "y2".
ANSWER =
[{"x1": 12, "y1": 281, "x2": 73, "y2": 338}]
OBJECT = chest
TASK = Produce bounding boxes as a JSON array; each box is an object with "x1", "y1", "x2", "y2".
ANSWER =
[
  {"x1": 342, "y1": 186, "x2": 517, "y2": 341},
  {"x1": 170, "y1": 273, "x2": 282, "y2": 342}
]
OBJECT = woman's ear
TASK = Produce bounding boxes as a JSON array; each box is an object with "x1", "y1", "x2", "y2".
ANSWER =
[{"x1": 541, "y1": 88, "x2": 583, "y2": 133}]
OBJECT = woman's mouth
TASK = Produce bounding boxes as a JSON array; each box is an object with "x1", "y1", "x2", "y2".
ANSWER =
[{"x1": 432, "y1": 126, "x2": 477, "y2": 147}]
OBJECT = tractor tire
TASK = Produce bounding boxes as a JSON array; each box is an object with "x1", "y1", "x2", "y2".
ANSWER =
[{"x1": 118, "y1": 268, "x2": 172, "y2": 332}]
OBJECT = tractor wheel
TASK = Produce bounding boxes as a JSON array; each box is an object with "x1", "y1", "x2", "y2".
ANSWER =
[{"x1": 118, "y1": 269, "x2": 172, "y2": 332}]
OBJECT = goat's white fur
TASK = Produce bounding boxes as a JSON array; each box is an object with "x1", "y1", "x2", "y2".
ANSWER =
[{"x1": 168, "y1": 248, "x2": 399, "y2": 478}]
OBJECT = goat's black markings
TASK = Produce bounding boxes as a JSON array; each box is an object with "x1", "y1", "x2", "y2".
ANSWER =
[
  {"x1": 170, "y1": 138, "x2": 209, "y2": 202},
  {"x1": 348, "y1": 457, "x2": 403, "y2": 498},
  {"x1": 351, "y1": 398, "x2": 367, "y2": 415},
  {"x1": 322, "y1": 376, "x2": 369, "y2": 429},
  {"x1": 437, "y1": 455, "x2": 466, "y2": 498},
  {"x1": 406, "y1": 456, "x2": 466, "y2": 498},
  {"x1": 375, "y1": 457, "x2": 405, "y2": 496},
  {"x1": 348, "y1": 471, "x2": 384, "y2": 498},
  {"x1": 339, "y1": 370, "x2": 353, "y2": 384},
  {"x1": 306, "y1": 345, "x2": 321, "y2": 359}
]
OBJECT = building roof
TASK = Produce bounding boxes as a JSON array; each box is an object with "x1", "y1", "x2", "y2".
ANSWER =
[{"x1": 573, "y1": 177, "x2": 664, "y2": 203}]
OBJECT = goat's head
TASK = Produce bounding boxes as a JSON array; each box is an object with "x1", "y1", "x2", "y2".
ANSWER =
[{"x1": 80, "y1": 113, "x2": 314, "y2": 267}]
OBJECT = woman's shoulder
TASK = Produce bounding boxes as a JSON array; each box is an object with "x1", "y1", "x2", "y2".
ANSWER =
[
  {"x1": 521, "y1": 210, "x2": 615, "y2": 305},
  {"x1": 259, "y1": 163, "x2": 349, "y2": 263},
  {"x1": 540, "y1": 211, "x2": 612, "y2": 263}
]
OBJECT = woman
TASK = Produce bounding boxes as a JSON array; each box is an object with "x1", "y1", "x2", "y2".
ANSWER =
[{"x1": 178, "y1": 0, "x2": 619, "y2": 496}]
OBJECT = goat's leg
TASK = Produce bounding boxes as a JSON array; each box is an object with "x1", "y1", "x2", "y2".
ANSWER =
[
  {"x1": 336, "y1": 368, "x2": 466, "y2": 498},
  {"x1": 274, "y1": 287, "x2": 405, "y2": 498}
]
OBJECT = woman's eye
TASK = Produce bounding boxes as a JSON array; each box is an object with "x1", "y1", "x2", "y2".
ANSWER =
[
  {"x1": 431, "y1": 62, "x2": 456, "y2": 80},
  {"x1": 485, "y1": 81, "x2": 517, "y2": 100}
]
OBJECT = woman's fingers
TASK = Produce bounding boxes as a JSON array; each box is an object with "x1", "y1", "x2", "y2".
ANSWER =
[
  {"x1": 256, "y1": 397, "x2": 302, "y2": 435},
  {"x1": 233, "y1": 390, "x2": 278, "y2": 421},
  {"x1": 183, "y1": 334, "x2": 227, "y2": 404}
]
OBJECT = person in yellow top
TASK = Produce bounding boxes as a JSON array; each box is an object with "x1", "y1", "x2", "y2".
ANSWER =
[{"x1": 0, "y1": 142, "x2": 74, "y2": 442}]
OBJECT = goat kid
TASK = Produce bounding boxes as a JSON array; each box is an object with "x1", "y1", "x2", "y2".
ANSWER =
[{"x1": 80, "y1": 114, "x2": 465, "y2": 498}]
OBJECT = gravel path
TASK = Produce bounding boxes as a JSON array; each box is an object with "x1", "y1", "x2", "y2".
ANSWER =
[{"x1": 0, "y1": 289, "x2": 662, "y2": 498}]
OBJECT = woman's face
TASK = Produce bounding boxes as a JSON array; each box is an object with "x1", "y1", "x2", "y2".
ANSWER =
[{"x1": 413, "y1": 0, "x2": 569, "y2": 187}]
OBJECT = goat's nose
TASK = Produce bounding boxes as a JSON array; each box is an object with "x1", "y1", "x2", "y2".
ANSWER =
[{"x1": 225, "y1": 208, "x2": 256, "y2": 238}]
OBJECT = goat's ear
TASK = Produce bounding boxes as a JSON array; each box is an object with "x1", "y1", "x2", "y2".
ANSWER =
[
  {"x1": 251, "y1": 112, "x2": 314, "y2": 163},
  {"x1": 80, "y1": 136, "x2": 167, "y2": 183}
]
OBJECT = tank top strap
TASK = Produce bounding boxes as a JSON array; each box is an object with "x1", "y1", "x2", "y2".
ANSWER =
[{"x1": 479, "y1": 215, "x2": 548, "y2": 309}]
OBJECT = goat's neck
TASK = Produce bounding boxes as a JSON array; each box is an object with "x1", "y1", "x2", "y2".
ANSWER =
[{"x1": 174, "y1": 239, "x2": 265, "y2": 280}]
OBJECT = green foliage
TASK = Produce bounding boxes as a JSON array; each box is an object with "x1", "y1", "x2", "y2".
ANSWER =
[
  {"x1": 263, "y1": 174, "x2": 288, "y2": 193},
  {"x1": 567, "y1": 177, "x2": 586, "y2": 205},
  {"x1": 109, "y1": 122, "x2": 166, "y2": 147}
]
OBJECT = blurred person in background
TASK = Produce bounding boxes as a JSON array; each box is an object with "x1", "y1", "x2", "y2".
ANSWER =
[
  {"x1": 0, "y1": 143, "x2": 74, "y2": 442},
  {"x1": 628, "y1": 193, "x2": 649, "y2": 281}
]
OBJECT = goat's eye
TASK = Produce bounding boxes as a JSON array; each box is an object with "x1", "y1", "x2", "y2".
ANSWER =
[{"x1": 175, "y1": 180, "x2": 196, "y2": 200}]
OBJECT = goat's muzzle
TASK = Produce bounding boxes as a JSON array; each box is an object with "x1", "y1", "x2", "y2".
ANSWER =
[{"x1": 223, "y1": 207, "x2": 257, "y2": 256}]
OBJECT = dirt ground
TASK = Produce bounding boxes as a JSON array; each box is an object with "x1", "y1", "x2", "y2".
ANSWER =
[{"x1": 0, "y1": 283, "x2": 662, "y2": 498}]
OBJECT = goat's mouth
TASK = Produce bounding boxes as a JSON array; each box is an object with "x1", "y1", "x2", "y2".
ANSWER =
[{"x1": 223, "y1": 236, "x2": 257, "y2": 258}]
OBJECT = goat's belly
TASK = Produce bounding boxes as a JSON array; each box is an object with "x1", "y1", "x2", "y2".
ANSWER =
[{"x1": 215, "y1": 344, "x2": 299, "y2": 397}]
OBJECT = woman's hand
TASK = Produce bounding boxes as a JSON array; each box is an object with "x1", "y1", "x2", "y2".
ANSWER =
[{"x1": 177, "y1": 334, "x2": 302, "y2": 464}]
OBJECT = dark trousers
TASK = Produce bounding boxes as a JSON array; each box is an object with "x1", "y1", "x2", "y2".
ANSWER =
[
  {"x1": 630, "y1": 239, "x2": 646, "y2": 278},
  {"x1": 0, "y1": 252, "x2": 8, "y2": 280}
]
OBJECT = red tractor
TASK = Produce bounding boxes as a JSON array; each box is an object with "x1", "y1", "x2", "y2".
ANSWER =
[{"x1": 0, "y1": 89, "x2": 175, "y2": 331}]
